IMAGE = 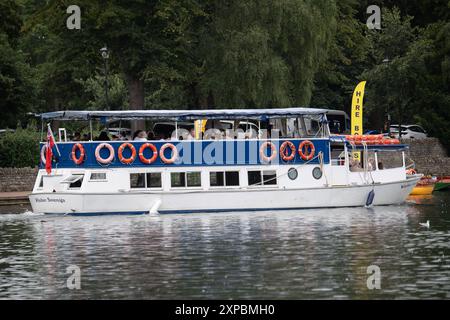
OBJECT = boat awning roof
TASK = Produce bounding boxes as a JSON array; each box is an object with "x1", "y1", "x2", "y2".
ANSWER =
[{"x1": 37, "y1": 107, "x2": 330, "y2": 121}]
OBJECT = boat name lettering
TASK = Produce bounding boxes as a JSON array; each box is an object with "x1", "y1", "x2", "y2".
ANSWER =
[{"x1": 35, "y1": 197, "x2": 66, "y2": 203}]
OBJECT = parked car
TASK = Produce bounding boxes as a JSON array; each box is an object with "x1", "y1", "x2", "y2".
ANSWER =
[
  {"x1": 152, "y1": 122, "x2": 194, "y2": 139},
  {"x1": 108, "y1": 127, "x2": 132, "y2": 139},
  {"x1": 364, "y1": 130, "x2": 390, "y2": 137},
  {"x1": 390, "y1": 124, "x2": 428, "y2": 139},
  {"x1": 0, "y1": 129, "x2": 15, "y2": 135}
]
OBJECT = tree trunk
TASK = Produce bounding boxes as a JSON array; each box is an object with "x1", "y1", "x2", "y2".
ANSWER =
[{"x1": 126, "y1": 74, "x2": 145, "y2": 133}]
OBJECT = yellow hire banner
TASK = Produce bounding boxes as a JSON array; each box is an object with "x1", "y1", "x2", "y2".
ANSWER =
[
  {"x1": 351, "y1": 81, "x2": 366, "y2": 135},
  {"x1": 350, "y1": 81, "x2": 366, "y2": 161},
  {"x1": 194, "y1": 120, "x2": 207, "y2": 139}
]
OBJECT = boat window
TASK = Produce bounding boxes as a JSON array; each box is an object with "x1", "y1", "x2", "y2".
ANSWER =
[
  {"x1": 210, "y1": 172, "x2": 225, "y2": 187},
  {"x1": 90, "y1": 172, "x2": 107, "y2": 180},
  {"x1": 146, "y1": 173, "x2": 162, "y2": 188},
  {"x1": 225, "y1": 171, "x2": 240, "y2": 186},
  {"x1": 248, "y1": 171, "x2": 262, "y2": 186},
  {"x1": 62, "y1": 174, "x2": 84, "y2": 189},
  {"x1": 187, "y1": 172, "x2": 201, "y2": 187},
  {"x1": 288, "y1": 168, "x2": 298, "y2": 180},
  {"x1": 38, "y1": 176, "x2": 44, "y2": 188},
  {"x1": 312, "y1": 167, "x2": 323, "y2": 180},
  {"x1": 248, "y1": 170, "x2": 277, "y2": 186},
  {"x1": 331, "y1": 144, "x2": 346, "y2": 166},
  {"x1": 62, "y1": 174, "x2": 84, "y2": 188},
  {"x1": 130, "y1": 173, "x2": 145, "y2": 188},
  {"x1": 171, "y1": 172, "x2": 201, "y2": 188},
  {"x1": 61, "y1": 174, "x2": 84, "y2": 184},
  {"x1": 376, "y1": 151, "x2": 403, "y2": 170},
  {"x1": 171, "y1": 172, "x2": 186, "y2": 187},
  {"x1": 210, "y1": 171, "x2": 240, "y2": 187},
  {"x1": 262, "y1": 170, "x2": 277, "y2": 185}
]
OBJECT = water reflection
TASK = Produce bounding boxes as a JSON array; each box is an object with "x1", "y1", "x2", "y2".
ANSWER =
[{"x1": 0, "y1": 193, "x2": 449, "y2": 299}]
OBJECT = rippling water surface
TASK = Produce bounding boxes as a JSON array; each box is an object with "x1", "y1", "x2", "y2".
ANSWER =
[{"x1": 0, "y1": 193, "x2": 449, "y2": 299}]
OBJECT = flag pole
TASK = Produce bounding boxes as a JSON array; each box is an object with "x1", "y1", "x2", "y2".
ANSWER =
[{"x1": 47, "y1": 123, "x2": 61, "y2": 157}]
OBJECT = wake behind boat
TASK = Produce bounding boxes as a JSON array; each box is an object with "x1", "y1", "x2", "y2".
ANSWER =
[{"x1": 29, "y1": 108, "x2": 421, "y2": 215}]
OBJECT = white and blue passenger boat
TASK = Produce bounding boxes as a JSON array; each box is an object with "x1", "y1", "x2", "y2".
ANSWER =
[{"x1": 29, "y1": 108, "x2": 421, "y2": 215}]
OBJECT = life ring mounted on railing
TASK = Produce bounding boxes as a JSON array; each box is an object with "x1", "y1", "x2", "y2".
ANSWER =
[
  {"x1": 260, "y1": 141, "x2": 277, "y2": 163},
  {"x1": 71, "y1": 143, "x2": 86, "y2": 165},
  {"x1": 40, "y1": 145, "x2": 48, "y2": 165},
  {"x1": 95, "y1": 143, "x2": 115, "y2": 165},
  {"x1": 139, "y1": 143, "x2": 158, "y2": 164},
  {"x1": 298, "y1": 140, "x2": 315, "y2": 161},
  {"x1": 118, "y1": 142, "x2": 137, "y2": 164},
  {"x1": 159, "y1": 143, "x2": 178, "y2": 164},
  {"x1": 280, "y1": 141, "x2": 296, "y2": 162}
]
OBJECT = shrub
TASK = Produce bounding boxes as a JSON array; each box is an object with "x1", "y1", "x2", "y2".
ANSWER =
[{"x1": 0, "y1": 127, "x2": 40, "y2": 168}]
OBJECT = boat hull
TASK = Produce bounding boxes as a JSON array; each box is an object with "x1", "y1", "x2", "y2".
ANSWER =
[
  {"x1": 410, "y1": 185, "x2": 435, "y2": 195},
  {"x1": 434, "y1": 181, "x2": 450, "y2": 191},
  {"x1": 29, "y1": 177, "x2": 420, "y2": 215}
]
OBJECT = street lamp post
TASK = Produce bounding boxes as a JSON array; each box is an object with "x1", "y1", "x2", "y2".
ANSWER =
[
  {"x1": 100, "y1": 46, "x2": 110, "y2": 110},
  {"x1": 382, "y1": 58, "x2": 392, "y2": 137}
]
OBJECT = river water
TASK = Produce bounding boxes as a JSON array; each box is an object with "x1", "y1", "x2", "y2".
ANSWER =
[{"x1": 0, "y1": 193, "x2": 449, "y2": 299}]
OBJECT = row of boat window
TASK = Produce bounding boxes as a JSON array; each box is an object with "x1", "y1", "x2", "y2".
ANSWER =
[
  {"x1": 129, "y1": 170, "x2": 278, "y2": 189},
  {"x1": 40, "y1": 170, "x2": 279, "y2": 189}
]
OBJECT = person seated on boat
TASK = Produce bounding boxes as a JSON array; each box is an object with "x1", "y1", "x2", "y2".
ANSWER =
[
  {"x1": 368, "y1": 158, "x2": 376, "y2": 171},
  {"x1": 187, "y1": 128, "x2": 196, "y2": 140},
  {"x1": 81, "y1": 133, "x2": 91, "y2": 141},
  {"x1": 153, "y1": 133, "x2": 165, "y2": 141},
  {"x1": 224, "y1": 129, "x2": 235, "y2": 140},
  {"x1": 147, "y1": 130, "x2": 155, "y2": 140},
  {"x1": 96, "y1": 131, "x2": 110, "y2": 141},
  {"x1": 204, "y1": 128, "x2": 222, "y2": 140},
  {"x1": 111, "y1": 134, "x2": 120, "y2": 141},
  {"x1": 349, "y1": 158, "x2": 363, "y2": 172},
  {"x1": 133, "y1": 130, "x2": 147, "y2": 141},
  {"x1": 72, "y1": 132, "x2": 81, "y2": 141}
]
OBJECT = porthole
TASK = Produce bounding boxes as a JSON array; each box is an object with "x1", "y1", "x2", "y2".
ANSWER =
[
  {"x1": 312, "y1": 167, "x2": 323, "y2": 180},
  {"x1": 288, "y1": 168, "x2": 298, "y2": 180}
]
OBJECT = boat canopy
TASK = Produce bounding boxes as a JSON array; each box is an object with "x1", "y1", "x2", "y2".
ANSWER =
[{"x1": 37, "y1": 107, "x2": 329, "y2": 121}]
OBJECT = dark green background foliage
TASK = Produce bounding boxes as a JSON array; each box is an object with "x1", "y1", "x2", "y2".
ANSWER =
[
  {"x1": 0, "y1": 127, "x2": 40, "y2": 167},
  {"x1": 0, "y1": 0, "x2": 449, "y2": 162}
]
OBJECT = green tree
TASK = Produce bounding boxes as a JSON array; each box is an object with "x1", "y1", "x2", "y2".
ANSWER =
[
  {"x1": 196, "y1": 0, "x2": 337, "y2": 108},
  {"x1": 310, "y1": 0, "x2": 369, "y2": 110},
  {"x1": 362, "y1": 8, "x2": 450, "y2": 152},
  {"x1": 0, "y1": 0, "x2": 35, "y2": 127}
]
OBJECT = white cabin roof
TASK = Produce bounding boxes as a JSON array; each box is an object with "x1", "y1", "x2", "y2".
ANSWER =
[{"x1": 38, "y1": 107, "x2": 330, "y2": 121}]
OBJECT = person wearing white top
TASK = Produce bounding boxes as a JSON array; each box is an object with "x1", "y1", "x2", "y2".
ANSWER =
[{"x1": 133, "y1": 130, "x2": 148, "y2": 141}]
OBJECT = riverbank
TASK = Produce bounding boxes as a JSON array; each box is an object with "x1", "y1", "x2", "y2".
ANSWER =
[{"x1": 0, "y1": 192, "x2": 29, "y2": 206}]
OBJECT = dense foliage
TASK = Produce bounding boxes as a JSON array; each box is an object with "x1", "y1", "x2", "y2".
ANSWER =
[
  {"x1": 0, "y1": 0, "x2": 449, "y2": 151},
  {"x1": 0, "y1": 126, "x2": 40, "y2": 168}
]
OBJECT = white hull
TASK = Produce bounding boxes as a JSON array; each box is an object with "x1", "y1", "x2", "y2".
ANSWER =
[{"x1": 29, "y1": 177, "x2": 420, "y2": 215}]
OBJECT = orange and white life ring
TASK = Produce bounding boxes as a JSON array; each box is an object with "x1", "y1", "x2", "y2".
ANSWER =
[
  {"x1": 406, "y1": 168, "x2": 417, "y2": 175},
  {"x1": 260, "y1": 141, "x2": 277, "y2": 162},
  {"x1": 95, "y1": 143, "x2": 115, "y2": 165},
  {"x1": 40, "y1": 145, "x2": 48, "y2": 165},
  {"x1": 298, "y1": 140, "x2": 315, "y2": 161},
  {"x1": 118, "y1": 142, "x2": 136, "y2": 164},
  {"x1": 159, "y1": 143, "x2": 178, "y2": 164},
  {"x1": 280, "y1": 141, "x2": 296, "y2": 162},
  {"x1": 139, "y1": 143, "x2": 158, "y2": 164},
  {"x1": 71, "y1": 143, "x2": 85, "y2": 165}
]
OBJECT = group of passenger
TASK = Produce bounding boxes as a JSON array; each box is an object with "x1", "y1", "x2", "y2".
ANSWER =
[
  {"x1": 71, "y1": 129, "x2": 199, "y2": 142},
  {"x1": 349, "y1": 157, "x2": 384, "y2": 172}
]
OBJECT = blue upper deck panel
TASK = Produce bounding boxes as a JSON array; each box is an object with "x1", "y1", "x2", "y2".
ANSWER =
[{"x1": 39, "y1": 139, "x2": 331, "y2": 169}]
